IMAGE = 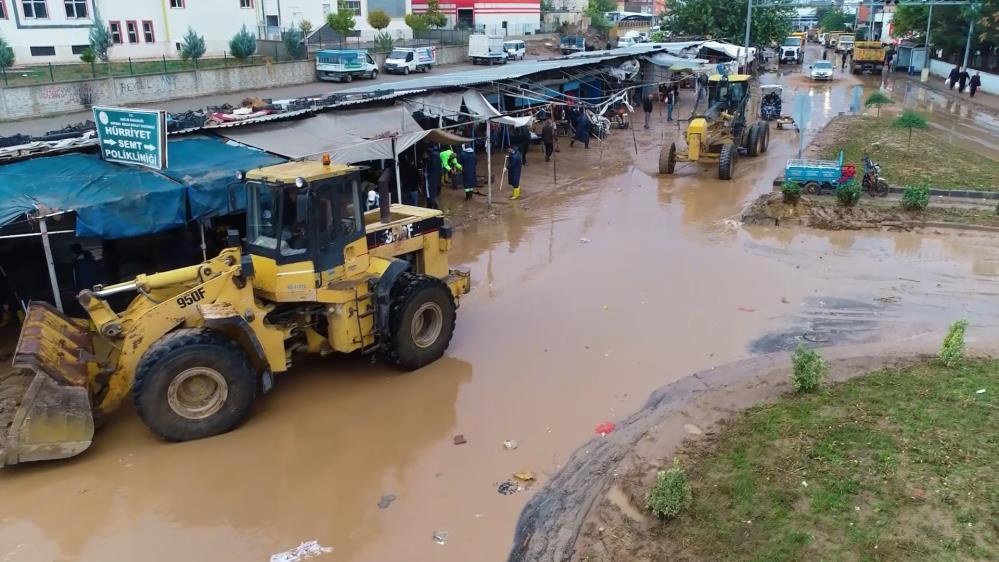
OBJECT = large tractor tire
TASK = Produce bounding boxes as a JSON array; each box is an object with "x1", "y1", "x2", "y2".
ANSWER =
[
  {"x1": 760, "y1": 122, "x2": 771, "y2": 153},
  {"x1": 383, "y1": 273, "x2": 457, "y2": 371},
  {"x1": 659, "y1": 142, "x2": 677, "y2": 174},
  {"x1": 133, "y1": 328, "x2": 257, "y2": 442},
  {"x1": 747, "y1": 123, "x2": 761, "y2": 157},
  {"x1": 718, "y1": 143, "x2": 737, "y2": 180}
]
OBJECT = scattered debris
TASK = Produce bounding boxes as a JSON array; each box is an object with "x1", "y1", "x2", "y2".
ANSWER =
[
  {"x1": 432, "y1": 531, "x2": 449, "y2": 545},
  {"x1": 497, "y1": 480, "x2": 523, "y2": 495},
  {"x1": 270, "y1": 540, "x2": 334, "y2": 562},
  {"x1": 579, "y1": 237, "x2": 591, "y2": 243},
  {"x1": 781, "y1": 297, "x2": 791, "y2": 304},
  {"x1": 737, "y1": 307, "x2": 756, "y2": 313},
  {"x1": 377, "y1": 495, "x2": 397, "y2": 509},
  {"x1": 503, "y1": 439, "x2": 519, "y2": 450},
  {"x1": 453, "y1": 434, "x2": 467, "y2": 445},
  {"x1": 595, "y1": 421, "x2": 616, "y2": 436},
  {"x1": 975, "y1": 388, "x2": 986, "y2": 394},
  {"x1": 683, "y1": 423, "x2": 703, "y2": 435},
  {"x1": 513, "y1": 471, "x2": 536, "y2": 482}
]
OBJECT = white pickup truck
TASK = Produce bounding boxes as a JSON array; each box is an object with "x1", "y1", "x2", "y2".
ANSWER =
[
  {"x1": 315, "y1": 49, "x2": 378, "y2": 82},
  {"x1": 384, "y1": 47, "x2": 436, "y2": 74},
  {"x1": 469, "y1": 34, "x2": 508, "y2": 65}
]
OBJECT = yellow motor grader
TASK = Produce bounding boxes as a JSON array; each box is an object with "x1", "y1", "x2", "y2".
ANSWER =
[
  {"x1": 0, "y1": 160, "x2": 470, "y2": 467},
  {"x1": 659, "y1": 74, "x2": 770, "y2": 180}
]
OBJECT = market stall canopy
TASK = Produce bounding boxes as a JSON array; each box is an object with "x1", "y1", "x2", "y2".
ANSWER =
[
  {"x1": 645, "y1": 52, "x2": 710, "y2": 71},
  {"x1": 404, "y1": 90, "x2": 533, "y2": 128},
  {"x1": 461, "y1": 91, "x2": 533, "y2": 127},
  {"x1": 218, "y1": 105, "x2": 431, "y2": 162},
  {"x1": 0, "y1": 136, "x2": 285, "y2": 239},
  {"x1": 162, "y1": 136, "x2": 284, "y2": 219}
]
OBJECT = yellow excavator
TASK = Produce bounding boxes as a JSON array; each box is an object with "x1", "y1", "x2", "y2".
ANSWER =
[
  {"x1": 659, "y1": 74, "x2": 770, "y2": 180},
  {"x1": 0, "y1": 159, "x2": 470, "y2": 467}
]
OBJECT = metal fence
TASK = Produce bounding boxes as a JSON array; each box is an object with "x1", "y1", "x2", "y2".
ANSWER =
[{"x1": 1, "y1": 54, "x2": 267, "y2": 87}]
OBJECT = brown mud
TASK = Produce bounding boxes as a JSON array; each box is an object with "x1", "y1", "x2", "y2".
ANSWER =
[{"x1": 3, "y1": 45, "x2": 999, "y2": 562}]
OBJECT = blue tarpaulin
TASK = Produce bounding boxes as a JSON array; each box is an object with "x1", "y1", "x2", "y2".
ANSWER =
[
  {"x1": 0, "y1": 136, "x2": 285, "y2": 239},
  {"x1": 161, "y1": 137, "x2": 284, "y2": 220}
]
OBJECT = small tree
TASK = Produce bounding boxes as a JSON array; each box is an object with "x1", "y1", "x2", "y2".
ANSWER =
[
  {"x1": 229, "y1": 24, "x2": 257, "y2": 59},
  {"x1": 374, "y1": 32, "x2": 394, "y2": 52},
  {"x1": 892, "y1": 110, "x2": 928, "y2": 150},
  {"x1": 865, "y1": 91, "x2": 893, "y2": 118},
  {"x1": 781, "y1": 180, "x2": 802, "y2": 204},
  {"x1": 89, "y1": 13, "x2": 112, "y2": 62},
  {"x1": 179, "y1": 26, "x2": 206, "y2": 63},
  {"x1": 405, "y1": 13, "x2": 429, "y2": 34},
  {"x1": 0, "y1": 34, "x2": 15, "y2": 71},
  {"x1": 647, "y1": 459, "x2": 691, "y2": 519},
  {"x1": 326, "y1": 2, "x2": 357, "y2": 40},
  {"x1": 424, "y1": 0, "x2": 448, "y2": 29},
  {"x1": 939, "y1": 319, "x2": 968, "y2": 368},
  {"x1": 791, "y1": 344, "x2": 826, "y2": 393},
  {"x1": 367, "y1": 9, "x2": 391, "y2": 32},
  {"x1": 299, "y1": 19, "x2": 314, "y2": 37},
  {"x1": 282, "y1": 26, "x2": 305, "y2": 59},
  {"x1": 79, "y1": 47, "x2": 96, "y2": 64},
  {"x1": 586, "y1": 0, "x2": 616, "y2": 36}
]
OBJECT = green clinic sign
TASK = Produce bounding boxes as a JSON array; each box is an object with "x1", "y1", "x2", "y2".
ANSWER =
[{"x1": 93, "y1": 106, "x2": 167, "y2": 170}]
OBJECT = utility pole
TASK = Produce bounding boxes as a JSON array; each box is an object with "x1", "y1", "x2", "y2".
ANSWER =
[
  {"x1": 922, "y1": 3, "x2": 933, "y2": 79},
  {"x1": 743, "y1": 0, "x2": 753, "y2": 72},
  {"x1": 962, "y1": 17, "x2": 974, "y2": 69}
]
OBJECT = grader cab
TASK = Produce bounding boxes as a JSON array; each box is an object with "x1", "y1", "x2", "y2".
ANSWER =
[
  {"x1": 1, "y1": 160, "x2": 470, "y2": 467},
  {"x1": 659, "y1": 74, "x2": 770, "y2": 180}
]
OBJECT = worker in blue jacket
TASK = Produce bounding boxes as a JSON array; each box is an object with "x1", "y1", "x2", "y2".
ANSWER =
[
  {"x1": 424, "y1": 145, "x2": 442, "y2": 209},
  {"x1": 459, "y1": 144, "x2": 477, "y2": 201},
  {"x1": 507, "y1": 146, "x2": 523, "y2": 200}
]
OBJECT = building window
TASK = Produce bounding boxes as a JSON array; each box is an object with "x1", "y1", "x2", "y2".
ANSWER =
[
  {"x1": 240, "y1": 0, "x2": 253, "y2": 8},
  {"x1": 170, "y1": 0, "x2": 185, "y2": 7},
  {"x1": 109, "y1": 21, "x2": 122, "y2": 44},
  {"x1": 0, "y1": 1, "x2": 7, "y2": 19},
  {"x1": 64, "y1": 0, "x2": 87, "y2": 18},
  {"x1": 22, "y1": 0, "x2": 48, "y2": 18},
  {"x1": 142, "y1": 20, "x2": 155, "y2": 43},
  {"x1": 30, "y1": 46, "x2": 56, "y2": 56},
  {"x1": 126, "y1": 20, "x2": 139, "y2": 43},
  {"x1": 343, "y1": 0, "x2": 360, "y2": 15},
  {"x1": 71, "y1": 44, "x2": 89, "y2": 54}
]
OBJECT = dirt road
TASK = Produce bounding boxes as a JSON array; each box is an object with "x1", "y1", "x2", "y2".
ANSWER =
[{"x1": 2, "y1": 45, "x2": 999, "y2": 562}]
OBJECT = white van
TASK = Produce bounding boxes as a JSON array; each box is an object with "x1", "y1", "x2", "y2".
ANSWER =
[
  {"x1": 503, "y1": 40, "x2": 526, "y2": 60},
  {"x1": 384, "y1": 47, "x2": 436, "y2": 74},
  {"x1": 469, "y1": 34, "x2": 507, "y2": 65}
]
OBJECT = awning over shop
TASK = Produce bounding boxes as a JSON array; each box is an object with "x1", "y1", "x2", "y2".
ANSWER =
[
  {"x1": 218, "y1": 105, "x2": 430, "y2": 162},
  {"x1": 163, "y1": 136, "x2": 284, "y2": 219},
  {"x1": 462, "y1": 91, "x2": 533, "y2": 127},
  {"x1": 646, "y1": 52, "x2": 710, "y2": 71},
  {"x1": 0, "y1": 153, "x2": 186, "y2": 239}
]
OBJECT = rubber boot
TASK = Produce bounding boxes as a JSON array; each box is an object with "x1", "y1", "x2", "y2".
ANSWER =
[
  {"x1": 509, "y1": 187, "x2": 521, "y2": 200},
  {"x1": 465, "y1": 190, "x2": 473, "y2": 201}
]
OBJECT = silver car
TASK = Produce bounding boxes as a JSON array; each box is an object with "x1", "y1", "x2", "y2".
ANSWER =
[{"x1": 809, "y1": 60, "x2": 834, "y2": 81}]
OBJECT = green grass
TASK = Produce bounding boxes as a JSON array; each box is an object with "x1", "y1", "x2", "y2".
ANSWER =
[
  {"x1": 1, "y1": 55, "x2": 274, "y2": 86},
  {"x1": 809, "y1": 196, "x2": 999, "y2": 229},
  {"x1": 660, "y1": 359, "x2": 998, "y2": 562},
  {"x1": 820, "y1": 116, "x2": 999, "y2": 191}
]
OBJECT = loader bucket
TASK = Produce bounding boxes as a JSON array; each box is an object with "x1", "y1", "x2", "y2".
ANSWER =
[{"x1": 0, "y1": 302, "x2": 96, "y2": 467}]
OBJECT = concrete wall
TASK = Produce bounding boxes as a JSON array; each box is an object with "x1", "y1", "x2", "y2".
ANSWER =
[
  {"x1": 0, "y1": 60, "x2": 316, "y2": 121},
  {"x1": 929, "y1": 59, "x2": 997, "y2": 95}
]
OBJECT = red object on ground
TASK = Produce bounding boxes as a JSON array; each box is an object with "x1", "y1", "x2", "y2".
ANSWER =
[{"x1": 595, "y1": 422, "x2": 616, "y2": 436}]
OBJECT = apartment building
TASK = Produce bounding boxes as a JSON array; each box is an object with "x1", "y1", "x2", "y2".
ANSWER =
[
  {"x1": 0, "y1": 0, "x2": 260, "y2": 64},
  {"x1": 258, "y1": 0, "x2": 414, "y2": 40},
  {"x1": 411, "y1": 0, "x2": 540, "y2": 35}
]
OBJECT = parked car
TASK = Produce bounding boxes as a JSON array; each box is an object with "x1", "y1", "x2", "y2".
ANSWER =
[
  {"x1": 384, "y1": 47, "x2": 436, "y2": 74},
  {"x1": 809, "y1": 60, "x2": 834, "y2": 80},
  {"x1": 315, "y1": 49, "x2": 378, "y2": 82},
  {"x1": 503, "y1": 40, "x2": 526, "y2": 60},
  {"x1": 469, "y1": 34, "x2": 507, "y2": 65}
]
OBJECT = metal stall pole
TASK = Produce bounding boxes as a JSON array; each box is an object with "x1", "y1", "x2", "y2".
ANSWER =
[
  {"x1": 199, "y1": 221, "x2": 208, "y2": 261},
  {"x1": 39, "y1": 218, "x2": 64, "y2": 312},
  {"x1": 392, "y1": 137, "x2": 403, "y2": 203},
  {"x1": 486, "y1": 117, "x2": 493, "y2": 208}
]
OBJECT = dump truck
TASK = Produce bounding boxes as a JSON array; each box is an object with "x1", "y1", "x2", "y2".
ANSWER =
[
  {"x1": 779, "y1": 36, "x2": 804, "y2": 64},
  {"x1": 0, "y1": 159, "x2": 470, "y2": 467},
  {"x1": 658, "y1": 73, "x2": 770, "y2": 180},
  {"x1": 851, "y1": 41, "x2": 886, "y2": 74}
]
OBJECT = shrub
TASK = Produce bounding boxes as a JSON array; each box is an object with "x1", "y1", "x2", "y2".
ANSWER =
[
  {"x1": 791, "y1": 343, "x2": 826, "y2": 393},
  {"x1": 229, "y1": 24, "x2": 257, "y2": 59},
  {"x1": 0, "y1": 34, "x2": 15, "y2": 70},
  {"x1": 647, "y1": 459, "x2": 691, "y2": 519},
  {"x1": 282, "y1": 26, "x2": 305, "y2": 59},
  {"x1": 326, "y1": 2, "x2": 357, "y2": 39},
  {"x1": 374, "y1": 31, "x2": 394, "y2": 52},
  {"x1": 79, "y1": 47, "x2": 96, "y2": 64},
  {"x1": 88, "y1": 13, "x2": 112, "y2": 62},
  {"x1": 367, "y1": 9, "x2": 391, "y2": 31},
  {"x1": 424, "y1": 0, "x2": 448, "y2": 28},
  {"x1": 901, "y1": 183, "x2": 929, "y2": 211},
  {"x1": 781, "y1": 180, "x2": 802, "y2": 204},
  {"x1": 939, "y1": 319, "x2": 968, "y2": 368},
  {"x1": 179, "y1": 27, "x2": 206, "y2": 62},
  {"x1": 835, "y1": 179, "x2": 861, "y2": 207},
  {"x1": 405, "y1": 13, "x2": 429, "y2": 33}
]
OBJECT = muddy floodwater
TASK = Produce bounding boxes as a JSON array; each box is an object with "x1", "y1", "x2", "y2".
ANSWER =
[{"x1": 3, "y1": 48, "x2": 999, "y2": 562}]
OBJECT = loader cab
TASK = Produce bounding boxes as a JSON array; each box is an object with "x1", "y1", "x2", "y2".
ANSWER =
[
  {"x1": 242, "y1": 161, "x2": 366, "y2": 278},
  {"x1": 706, "y1": 74, "x2": 750, "y2": 113}
]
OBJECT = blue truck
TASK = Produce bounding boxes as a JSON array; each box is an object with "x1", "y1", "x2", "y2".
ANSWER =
[{"x1": 783, "y1": 151, "x2": 856, "y2": 193}]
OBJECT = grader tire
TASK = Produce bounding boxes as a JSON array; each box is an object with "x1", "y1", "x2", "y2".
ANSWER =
[
  {"x1": 659, "y1": 143, "x2": 677, "y2": 174},
  {"x1": 382, "y1": 273, "x2": 456, "y2": 371},
  {"x1": 133, "y1": 328, "x2": 257, "y2": 442},
  {"x1": 718, "y1": 144, "x2": 737, "y2": 180},
  {"x1": 760, "y1": 122, "x2": 771, "y2": 153},
  {"x1": 747, "y1": 124, "x2": 761, "y2": 157}
]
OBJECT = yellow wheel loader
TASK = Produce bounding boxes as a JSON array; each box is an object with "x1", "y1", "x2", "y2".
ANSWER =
[
  {"x1": 0, "y1": 160, "x2": 470, "y2": 467},
  {"x1": 659, "y1": 74, "x2": 770, "y2": 180}
]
